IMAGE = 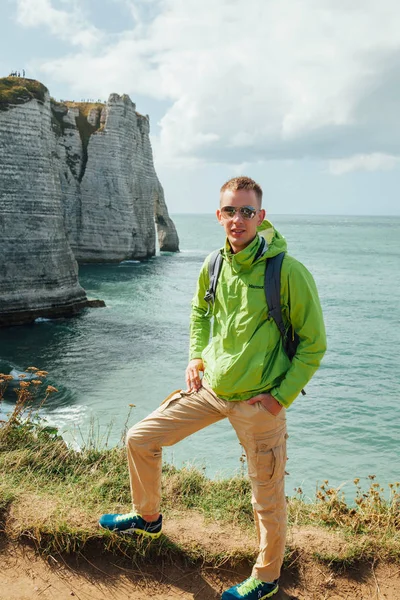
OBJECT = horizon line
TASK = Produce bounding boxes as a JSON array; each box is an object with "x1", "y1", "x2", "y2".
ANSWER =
[{"x1": 170, "y1": 212, "x2": 400, "y2": 218}]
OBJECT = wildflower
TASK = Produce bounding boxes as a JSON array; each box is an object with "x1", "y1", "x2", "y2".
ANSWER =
[
  {"x1": 19, "y1": 381, "x2": 30, "y2": 388},
  {"x1": 26, "y1": 367, "x2": 38, "y2": 372},
  {"x1": 46, "y1": 385, "x2": 58, "y2": 394},
  {"x1": 18, "y1": 374, "x2": 26, "y2": 379},
  {"x1": 32, "y1": 380, "x2": 42, "y2": 385},
  {"x1": 354, "y1": 478, "x2": 360, "y2": 485},
  {"x1": 129, "y1": 404, "x2": 136, "y2": 407},
  {"x1": 36, "y1": 371, "x2": 49, "y2": 377},
  {"x1": 368, "y1": 475, "x2": 376, "y2": 480}
]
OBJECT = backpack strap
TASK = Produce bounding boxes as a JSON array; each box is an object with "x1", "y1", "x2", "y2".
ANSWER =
[
  {"x1": 204, "y1": 249, "x2": 223, "y2": 304},
  {"x1": 264, "y1": 252, "x2": 286, "y2": 338},
  {"x1": 265, "y1": 252, "x2": 306, "y2": 395}
]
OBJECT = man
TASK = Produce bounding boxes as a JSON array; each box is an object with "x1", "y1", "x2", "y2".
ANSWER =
[{"x1": 100, "y1": 176, "x2": 327, "y2": 599}]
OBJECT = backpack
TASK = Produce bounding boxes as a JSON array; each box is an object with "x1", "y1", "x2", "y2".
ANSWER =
[{"x1": 204, "y1": 242, "x2": 306, "y2": 396}]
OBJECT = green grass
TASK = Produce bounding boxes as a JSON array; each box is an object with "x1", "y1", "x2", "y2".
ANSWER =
[
  {"x1": 162, "y1": 464, "x2": 253, "y2": 525},
  {"x1": 0, "y1": 373, "x2": 399, "y2": 569},
  {"x1": 1, "y1": 419, "x2": 399, "y2": 567},
  {"x1": 0, "y1": 77, "x2": 48, "y2": 110}
]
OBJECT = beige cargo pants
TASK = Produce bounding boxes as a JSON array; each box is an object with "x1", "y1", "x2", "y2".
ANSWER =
[{"x1": 126, "y1": 380, "x2": 287, "y2": 582}]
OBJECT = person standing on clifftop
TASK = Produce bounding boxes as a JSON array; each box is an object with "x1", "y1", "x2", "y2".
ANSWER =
[{"x1": 99, "y1": 176, "x2": 327, "y2": 600}]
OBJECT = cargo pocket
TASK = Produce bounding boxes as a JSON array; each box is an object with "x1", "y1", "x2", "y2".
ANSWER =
[
  {"x1": 246, "y1": 429, "x2": 287, "y2": 484},
  {"x1": 159, "y1": 389, "x2": 184, "y2": 412}
]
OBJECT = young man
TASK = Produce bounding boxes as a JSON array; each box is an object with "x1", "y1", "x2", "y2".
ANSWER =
[{"x1": 100, "y1": 176, "x2": 327, "y2": 599}]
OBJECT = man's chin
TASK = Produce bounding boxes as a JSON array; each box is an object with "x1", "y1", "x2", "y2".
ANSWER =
[
  {"x1": 229, "y1": 232, "x2": 246, "y2": 242},
  {"x1": 228, "y1": 237, "x2": 248, "y2": 252}
]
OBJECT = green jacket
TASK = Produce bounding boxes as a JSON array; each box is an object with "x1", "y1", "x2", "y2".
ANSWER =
[{"x1": 189, "y1": 220, "x2": 327, "y2": 408}]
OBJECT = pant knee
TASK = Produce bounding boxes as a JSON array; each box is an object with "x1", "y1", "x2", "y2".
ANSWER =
[
  {"x1": 126, "y1": 425, "x2": 143, "y2": 450},
  {"x1": 125, "y1": 424, "x2": 161, "y2": 457}
]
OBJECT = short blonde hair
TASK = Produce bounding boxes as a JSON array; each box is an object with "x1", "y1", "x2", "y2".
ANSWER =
[{"x1": 220, "y1": 176, "x2": 263, "y2": 205}]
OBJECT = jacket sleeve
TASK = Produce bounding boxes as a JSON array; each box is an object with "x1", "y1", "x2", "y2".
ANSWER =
[
  {"x1": 270, "y1": 259, "x2": 327, "y2": 408},
  {"x1": 189, "y1": 256, "x2": 213, "y2": 360}
]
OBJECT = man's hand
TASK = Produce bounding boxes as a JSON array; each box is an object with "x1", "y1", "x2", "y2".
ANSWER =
[
  {"x1": 185, "y1": 359, "x2": 204, "y2": 392},
  {"x1": 247, "y1": 393, "x2": 282, "y2": 416}
]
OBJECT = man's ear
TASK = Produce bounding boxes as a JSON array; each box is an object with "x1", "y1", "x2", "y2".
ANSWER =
[
  {"x1": 216, "y1": 209, "x2": 223, "y2": 224},
  {"x1": 258, "y1": 208, "x2": 266, "y2": 224}
]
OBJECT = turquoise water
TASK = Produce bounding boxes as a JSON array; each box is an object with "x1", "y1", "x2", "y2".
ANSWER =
[{"x1": 1, "y1": 215, "x2": 399, "y2": 498}]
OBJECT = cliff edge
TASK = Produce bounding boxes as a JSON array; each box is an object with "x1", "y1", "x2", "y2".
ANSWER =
[
  {"x1": 0, "y1": 77, "x2": 179, "y2": 326},
  {"x1": 0, "y1": 77, "x2": 88, "y2": 326}
]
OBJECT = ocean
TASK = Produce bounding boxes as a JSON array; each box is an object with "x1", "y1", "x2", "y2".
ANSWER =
[{"x1": 1, "y1": 214, "x2": 399, "y2": 499}]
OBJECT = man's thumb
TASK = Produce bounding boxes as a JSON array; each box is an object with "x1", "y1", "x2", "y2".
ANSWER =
[{"x1": 246, "y1": 397, "x2": 258, "y2": 405}]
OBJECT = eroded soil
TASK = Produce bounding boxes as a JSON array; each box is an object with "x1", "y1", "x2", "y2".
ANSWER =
[{"x1": 1, "y1": 519, "x2": 399, "y2": 600}]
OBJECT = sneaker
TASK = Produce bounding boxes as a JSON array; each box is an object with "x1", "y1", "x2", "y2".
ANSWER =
[
  {"x1": 221, "y1": 576, "x2": 279, "y2": 599},
  {"x1": 99, "y1": 512, "x2": 162, "y2": 538}
]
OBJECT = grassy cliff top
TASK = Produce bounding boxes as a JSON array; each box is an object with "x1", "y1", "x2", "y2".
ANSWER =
[
  {"x1": 63, "y1": 100, "x2": 105, "y2": 117},
  {"x1": 0, "y1": 390, "x2": 399, "y2": 568},
  {"x1": 1, "y1": 371, "x2": 399, "y2": 600},
  {"x1": 0, "y1": 77, "x2": 48, "y2": 110}
]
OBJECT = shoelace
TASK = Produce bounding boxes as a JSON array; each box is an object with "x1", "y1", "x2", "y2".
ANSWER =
[
  {"x1": 236, "y1": 577, "x2": 264, "y2": 596},
  {"x1": 115, "y1": 512, "x2": 137, "y2": 522}
]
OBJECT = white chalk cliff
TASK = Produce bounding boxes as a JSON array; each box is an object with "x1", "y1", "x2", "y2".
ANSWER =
[
  {"x1": 55, "y1": 93, "x2": 179, "y2": 260},
  {"x1": 0, "y1": 78, "x2": 179, "y2": 326}
]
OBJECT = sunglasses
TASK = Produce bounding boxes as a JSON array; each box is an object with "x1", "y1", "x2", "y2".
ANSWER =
[{"x1": 220, "y1": 206, "x2": 258, "y2": 220}]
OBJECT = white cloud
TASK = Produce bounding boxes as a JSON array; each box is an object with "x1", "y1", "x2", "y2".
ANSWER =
[
  {"x1": 20, "y1": 0, "x2": 400, "y2": 166},
  {"x1": 16, "y1": 0, "x2": 102, "y2": 47},
  {"x1": 329, "y1": 153, "x2": 400, "y2": 175}
]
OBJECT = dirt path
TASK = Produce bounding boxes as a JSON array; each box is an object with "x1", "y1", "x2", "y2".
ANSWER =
[
  {"x1": 1, "y1": 519, "x2": 399, "y2": 599},
  {"x1": 1, "y1": 543, "x2": 399, "y2": 599}
]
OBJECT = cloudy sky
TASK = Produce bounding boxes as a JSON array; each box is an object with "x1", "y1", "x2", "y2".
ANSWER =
[{"x1": 2, "y1": 0, "x2": 400, "y2": 214}]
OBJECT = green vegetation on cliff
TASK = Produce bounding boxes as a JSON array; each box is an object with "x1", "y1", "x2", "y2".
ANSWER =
[
  {"x1": 0, "y1": 370, "x2": 399, "y2": 571},
  {"x1": 0, "y1": 77, "x2": 48, "y2": 110},
  {"x1": 64, "y1": 101, "x2": 105, "y2": 180},
  {"x1": 49, "y1": 99, "x2": 105, "y2": 180}
]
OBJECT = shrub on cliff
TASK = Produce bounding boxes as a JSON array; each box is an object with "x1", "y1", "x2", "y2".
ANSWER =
[{"x1": 0, "y1": 77, "x2": 48, "y2": 110}]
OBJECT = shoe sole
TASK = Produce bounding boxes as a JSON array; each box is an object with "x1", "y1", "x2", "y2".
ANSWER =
[
  {"x1": 261, "y1": 584, "x2": 279, "y2": 599},
  {"x1": 221, "y1": 583, "x2": 278, "y2": 600},
  {"x1": 99, "y1": 523, "x2": 162, "y2": 539}
]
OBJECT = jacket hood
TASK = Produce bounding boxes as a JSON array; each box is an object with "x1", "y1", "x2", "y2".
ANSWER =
[
  {"x1": 221, "y1": 219, "x2": 287, "y2": 272},
  {"x1": 257, "y1": 220, "x2": 287, "y2": 258}
]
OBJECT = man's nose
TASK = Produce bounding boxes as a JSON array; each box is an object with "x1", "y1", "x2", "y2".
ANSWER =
[{"x1": 232, "y1": 210, "x2": 245, "y2": 222}]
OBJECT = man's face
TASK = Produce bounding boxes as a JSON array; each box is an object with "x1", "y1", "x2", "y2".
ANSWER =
[{"x1": 216, "y1": 189, "x2": 265, "y2": 254}]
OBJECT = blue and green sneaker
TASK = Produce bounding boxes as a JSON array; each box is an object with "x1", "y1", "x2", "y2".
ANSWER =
[
  {"x1": 99, "y1": 512, "x2": 162, "y2": 538},
  {"x1": 221, "y1": 576, "x2": 279, "y2": 599}
]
